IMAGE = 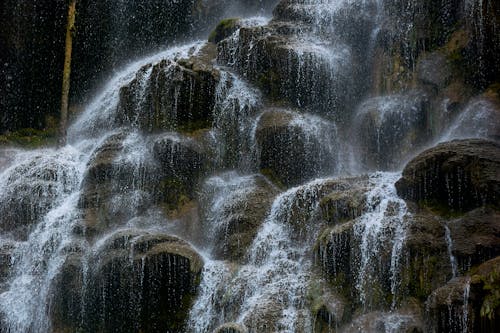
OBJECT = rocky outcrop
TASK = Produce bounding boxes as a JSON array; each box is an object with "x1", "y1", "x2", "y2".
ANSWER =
[
  {"x1": 255, "y1": 108, "x2": 338, "y2": 187},
  {"x1": 217, "y1": 20, "x2": 355, "y2": 120},
  {"x1": 396, "y1": 139, "x2": 500, "y2": 212},
  {"x1": 214, "y1": 322, "x2": 248, "y2": 333},
  {"x1": 152, "y1": 132, "x2": 208, "y2": 210},
  {"x1": 80, "y1": 131, "x2": 208, "y2": 237},
  {"x1": 353, "y1": 90, "x2": 430, "y2": 170},
  {"x1": 0, "y1": 150, "x2": 80, "y2": 240},
  {"x1": 201, "y1": 173, "x2": 279, "y2": 262},
  {"x1": 117, "y1": 44, "x2": 219, "y2": 132},
  {"x1": 51, "y1": 230, "x2": 203, "y2": 333},
  {"x1": 401, "y1": 207, "x2": 500, "y2": 302}
]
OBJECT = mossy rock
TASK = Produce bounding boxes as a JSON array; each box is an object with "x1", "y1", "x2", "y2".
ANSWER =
[
  {"x1": 396, "y1": 139, "x2": 500, "y2": 213},
  {"x1": 0, "y1": 128, "x2": 57, "y2": 148},
  {"x1": 208, "y1": 18, "x2": 241, "y2": 43},
  {"x1": 50, "y1": 230, "x2": 203, "y2": 333}
]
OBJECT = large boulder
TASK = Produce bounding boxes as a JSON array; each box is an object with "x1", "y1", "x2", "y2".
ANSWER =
[
  {"x1": 255, "y1": 108, "x2": 338, "y2": 187},
  {"x1": 117, "y1": 43, "x2": 219, "y2": 132},
  {"x1": 352, "y1": 90, "x2": 430, "y2": 171},
  {"x1": 396, "y1": 139, "x2": 500, "y2": 213},
  {"x1": 401, "y1": 207, "x2": 500, "y2": 304},
  {"x1": 0, "y1": 148, "x2": 81, "y2": 240},
  {"x1": 50, "y1": 230, "x2": 203, "y2": 333},
  {"x1": 80, "y1": 131, "x2": 208, "y2": 237},
  {"x1": 217, "y1": 21, "x2": 355, "y2": 120},
  {"x1": 152, "y1": 132, "x2": 208, "y2": 210},
  {"x1": 78, "y1": 133, "x2": 157, "y2": 236},
  {"x1": 200, "y1": 173, "x2": 279, "y2": 262}
]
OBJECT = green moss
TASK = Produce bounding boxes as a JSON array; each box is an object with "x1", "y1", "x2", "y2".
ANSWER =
[
  {"x1": 480, "y1": 269, "x2": 500, "y2": 320},
  {"x1": 0, "y1": 127, "x2": 57, "y2": 148},
  {"x1": 208, "y1": 18, "x2": 240, "y2": 43},
  {"x1": 260, "y1": 168, "x2": 285, "y2": 190},
  {"x1": 158, "y1": 178, "x2": 191, "y2": 211},
  {"x1": 257, "y1": 70, "x2": 282, "y2": 100}
]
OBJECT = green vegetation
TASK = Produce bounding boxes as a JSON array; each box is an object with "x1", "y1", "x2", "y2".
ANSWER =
[
  {"x1": 208, "y1": 18, "x2": 240, "y2": 43},
  {"x1": 0, "y1": 128, "x2": 57, "y2": 148}
]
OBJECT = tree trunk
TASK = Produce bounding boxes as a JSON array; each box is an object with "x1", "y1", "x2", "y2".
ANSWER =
[{"x1": 59, "y1": 0, "x2": 77, "y2": 146}]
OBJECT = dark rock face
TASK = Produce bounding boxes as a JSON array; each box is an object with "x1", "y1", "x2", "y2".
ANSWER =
[
  {"x1": 201, "y1": 174, "x2": 278, "y2": 262},
  {"x1": 217, "y1": 23, "x2": 355, "y2": 121},
  {"x1": 80, "y1": 131, "x2": 207, "y2": 237},
  {"x1": 152, "y1": 132, "x2": 207, "y2": 209},
  {"x1": 0, "y1": 241, "x2": 14, "y2": 285},
  {"x1": 401, "y1": 207, "x2": 500, "y2": 307},
  {"x1": 426, "y1": 256, "x2": 500, "y2": 333},
  {"x1": 400, "y1": 212, "x2": 452, "y2": 300},
  {"x1": 447, "y1": 208, "x2": 500, "y2": 271},
  {"x1": 51, "y1": 230, "x2": 203, "y2": 333},
  {"x1": 416, "y1": 51, "x2": 452, "y2": 90},
  {"x1": 214, "y1": 322, "x2": 247, "y2": 333},
  {"x1": 0, "y1": 150, "x2": 80, "y2": 240},
  {"x1": 255, "y1": 109, "x2": 338, "y2": 187},
  {"x1": 353, "y1": 90, "x2": 430, "y2": 171},
  {"x1": 396, "y1": 139, "x2": 500, "y2": 212},
  {"x1": 117, "y1": 44, "x2": 219, "y2": 133}
]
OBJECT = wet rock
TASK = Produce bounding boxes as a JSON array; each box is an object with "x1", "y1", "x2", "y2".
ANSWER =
[
  {"x1": 447, "y1": 208, "x2": 500, "y2": 272},
  {"x1": 401, "y1": 212, "x2": 453, "y2": 300},
  {"x1": 426, "y1": 276, "x2": 476, "y2": 333},
  {"x1": 217, "y1": 21, "x2": 355, "y2": 120},
  {"x1": 340, "y1": 310, "x2": 423, "y2": 333},
  {"x1": 308, "y1": 278, "x2": 347, "y2": 332},
  {"x1": 396, "y1": 139, "x2": 500, "y2": 212},
  {"x1": 209, "y1": 18, "x2": 242, "y2": 43},
  {"x1": 402, "y1": 208, "x2": 500, "y2": 301},
  {"x1": 255, "y1": 108, "x2": 337, "y2": 187},
  {"x1": 201, "y1": 173, "x2": 279, "y2": 262},
  {"x1": 214, "y1": 322, "x2": 247, "y2": 333},
  {"x1": 316, "y1": 221, "x2": 356, "y2": 292},
  {"x1": 352, "y1": 90, "x2": 430, "y2": 171},
  {"x1": 79, "y1": 133, "x2": 157, "y2": 236},
  {"x1": 51, "y1": 230, "x2": 203, "y2": 333},
  {"x1": 0, "y1": 241, "x2": 14, "y2": 285},
  {"x1": 0, "y1": 150, "x2": 80, "y2": 240},
  {"x1": 152, "y1": 132, "x2": 207, "y2": 210},
  {"x1": 416, "y1": 51, "x2": 452, "y2": 90},
  {"x1": 320, "y1": 185, "x2": 368, "y2": 224},
  {"x1": 117, "y1": 43, "x2": 219, "y2": 132},
  {"x1": 470, "y1": 256, "x2": 500, "y2": 332}
]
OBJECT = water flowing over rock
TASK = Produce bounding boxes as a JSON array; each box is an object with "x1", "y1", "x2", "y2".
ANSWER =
[
  {"x1": 1, "y1": 0, "x2": 500, "y2": 332},
  {"x1": 50, "y1": 230, "x2": 202, "y2": 333},
  {"x1": 255, "y1": 108, "x2": 339, "y2": 187},
  {"x1": 396, "y1": 139, "x2": 500, "y2": 212}
]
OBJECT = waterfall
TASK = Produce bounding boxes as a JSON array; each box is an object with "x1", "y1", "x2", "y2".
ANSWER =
[
  {"x1": 444, "y1": 224, "x2": 458, "y2": 279},
  {"x1": 1, "y1": 0, "x2": 498, "y2": 332}
]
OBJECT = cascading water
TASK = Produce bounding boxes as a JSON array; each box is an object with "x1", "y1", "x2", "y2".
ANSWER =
[{"x1": 1, "y1": 0, "x2": 498, "y2": 332}]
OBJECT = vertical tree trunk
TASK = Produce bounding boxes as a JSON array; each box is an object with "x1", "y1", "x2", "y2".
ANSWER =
[{"x1": 59, "y1": 0, "x2": 77, "y2": 146}]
